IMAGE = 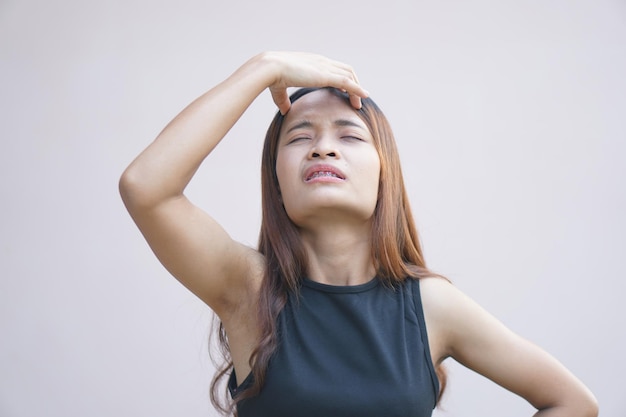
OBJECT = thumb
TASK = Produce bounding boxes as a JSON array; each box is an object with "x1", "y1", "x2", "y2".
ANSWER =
[{"x1": 270, "y1": 87, "x2": 291, "y2": 115}]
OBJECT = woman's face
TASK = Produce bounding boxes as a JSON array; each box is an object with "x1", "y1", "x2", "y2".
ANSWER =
[{"x1": 275, "y1": 89, "x2": 381, "y2": 228}]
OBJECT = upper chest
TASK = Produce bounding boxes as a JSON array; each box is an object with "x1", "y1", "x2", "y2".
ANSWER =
[{"x1": 236, "y1": 280, "x2": 439, "y2": 417}]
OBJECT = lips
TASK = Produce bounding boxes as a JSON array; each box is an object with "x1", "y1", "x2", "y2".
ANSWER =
[{"x1": 304, "y1": 164, "x2": 346, "y2": 182}]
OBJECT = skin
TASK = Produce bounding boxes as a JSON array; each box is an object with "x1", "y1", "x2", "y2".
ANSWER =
[{"x1": 119, "y1": 51, "x2": 598, "y2": 416}]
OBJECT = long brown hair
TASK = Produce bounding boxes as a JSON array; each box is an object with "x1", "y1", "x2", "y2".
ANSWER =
[{"x1": 210, "y1": 88, "x2": 447, "y2": 414}]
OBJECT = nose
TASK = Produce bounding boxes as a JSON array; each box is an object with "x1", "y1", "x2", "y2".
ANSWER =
[{"x1": 309, "y1": 136, "x2": 338, "y2": 159}]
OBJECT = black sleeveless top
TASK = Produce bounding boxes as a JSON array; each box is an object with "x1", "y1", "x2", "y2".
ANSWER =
[{"x1": 228, "y1": 277, "x2": 439, "y2": 417}]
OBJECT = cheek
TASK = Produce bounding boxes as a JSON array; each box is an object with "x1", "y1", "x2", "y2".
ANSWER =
[
  {"x1": 363, "y1": 153, "x2": 381, "y2": 192},
  {"x1": 274, "y1": 153, "x2": 301, "y2": 221}
]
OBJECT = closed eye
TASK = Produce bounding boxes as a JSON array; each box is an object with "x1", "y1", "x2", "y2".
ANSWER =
[{"x1": 288, "y1": 136, "x2": 311, "y2": 144}]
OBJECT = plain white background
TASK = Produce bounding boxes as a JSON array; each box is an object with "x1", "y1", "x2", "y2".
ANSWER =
[{"x1": 1, "y1": 0, "x2": 624, "y2": 416}]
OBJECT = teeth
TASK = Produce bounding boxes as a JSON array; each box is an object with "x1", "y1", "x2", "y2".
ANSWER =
[{"x1": 310, "y1": 171, "x2": 339, "y2": 179}]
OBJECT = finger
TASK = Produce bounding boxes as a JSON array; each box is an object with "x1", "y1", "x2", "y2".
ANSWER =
[
  {"x1": 327, "y1": 59, "x2": 366, "y2": 89},
  {"x1": 329, "y1": 74, "x2": 369, "y2": 109},
  {"x1": 349, "y1": 93, "x2": 362, "y2": 110},
  {"x1": 345, "y1": 68, "x2": 366, "y2": 109},
  {"x1": 270, "y1": 87, "x2": 291, "y2": 115}
]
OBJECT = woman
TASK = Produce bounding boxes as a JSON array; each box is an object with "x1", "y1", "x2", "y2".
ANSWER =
[{"x1": 119, "y1": 51, "x2": 598, "y2": 416}]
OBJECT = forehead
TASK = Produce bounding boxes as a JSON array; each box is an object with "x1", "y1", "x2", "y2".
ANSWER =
[{"x1": 281, "y1": 89, "x2": 365, "y2": 131}]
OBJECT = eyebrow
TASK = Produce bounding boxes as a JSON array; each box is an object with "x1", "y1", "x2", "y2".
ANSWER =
[{"x1": 285, "y1": 119, "x2": 366, "y2": 134}]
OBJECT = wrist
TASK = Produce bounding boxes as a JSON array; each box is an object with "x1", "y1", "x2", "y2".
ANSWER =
[{"x1": 248, "y1": 51, "x2": 282, "y2": 86}]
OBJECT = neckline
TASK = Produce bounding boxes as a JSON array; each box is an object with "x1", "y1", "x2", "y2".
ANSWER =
[{"x1": 302, "y1": 276, "x2": 380, "y2": 294}]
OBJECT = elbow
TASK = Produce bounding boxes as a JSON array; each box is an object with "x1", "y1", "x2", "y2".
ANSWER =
[
  {"x1": 549, "y1": 393, "x2": 599, "y2": 417},
  {"x1": 576, "y1": 385, "x2": 599, "y2": 417},
  {"x1": 536, "y1": 388, "x2": 599, "y2": 417},
  {"x1": 118, "y1": 166, "x2": 154, "y2": 212},
  {"x1": 119, "y1": 167, "x2": 137, "y2": 206},
  {"x1": 582, "y1": 395, "x2": 599, "y2": 417},
  {"x1": 119, "y1": 164, "x2": 182, "y2": 214}
]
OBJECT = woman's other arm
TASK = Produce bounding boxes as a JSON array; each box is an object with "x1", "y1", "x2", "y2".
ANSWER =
[{"x1": 421, "y1": 277, "x2": 598, "y2": 417}]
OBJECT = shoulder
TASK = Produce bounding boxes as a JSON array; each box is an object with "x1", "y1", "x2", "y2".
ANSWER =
[
  {"x1": 417, "y1": 276, "x2": 466, "y2": 322},
  {"x1": 418, "y1": 276, "x2": 489, "y2": 323}
]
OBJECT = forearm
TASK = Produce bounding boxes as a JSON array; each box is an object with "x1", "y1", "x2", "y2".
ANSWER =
[{"x1": 119, "y1": 53, "x2": 275, "y2": 208}]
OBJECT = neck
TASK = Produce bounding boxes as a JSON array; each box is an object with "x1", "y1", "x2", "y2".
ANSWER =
[{"x1": 299, "y1": 221, "x2": 376, "y2": 286}]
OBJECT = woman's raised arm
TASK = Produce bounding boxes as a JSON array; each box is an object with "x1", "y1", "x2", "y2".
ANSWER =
[{"x1": 118, "y1": 52, "x2": 368, "y2": 317}]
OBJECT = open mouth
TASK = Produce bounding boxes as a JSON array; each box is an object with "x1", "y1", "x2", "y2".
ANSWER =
[
  {"x1": 306, "y1": 171, "x2": 343, "y2": 181},
  {"x1": 304, "y1": 165, "x2": 346, "y2": 182}
]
